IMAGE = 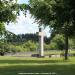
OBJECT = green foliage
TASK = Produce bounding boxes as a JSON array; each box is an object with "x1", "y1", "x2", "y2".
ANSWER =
[
  {"x1": 44, "y1": 34, "x2": 65, "y2": 50},
  {"x1": 0, "y1": 0, "x2": 19, "y2": 37},
  {"x1": 0, "y1": 0, "x2": 18, "y2": 23},
  {"x1": 29, "y1": 0, "x2": 75, "y2": 35},
  {"x1": 0, "y1": 39, "x2": 38, "y2": 55},
  {"x1": 44, "y1": 42, "x2": 57, "y2": 50},
  {"x1": 22, "y1": 40, "x2": 37, "y2": 51},
  {"x1": 51, "y1": 34, "x2": 65, "y2": 50},
  {"x1": 0, "y1": 22, "x2": 5, "y2": 35},
  {"x1": 69, "y1": 38, "x2": 75, "y2": 49},
  {"x1": 44, "y1": 34, "x2": 75, "y2": 50}
]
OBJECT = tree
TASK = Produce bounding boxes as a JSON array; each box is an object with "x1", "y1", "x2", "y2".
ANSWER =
[
  {"x1": 0, "y1": 0, "x2": 18, "y2": 55},
  {"x1": 0, "y1": 0, "x2": 18, "y2": 36},
  {"x1": 29, "y1": 0, "x2": 75, "y2": 60}
]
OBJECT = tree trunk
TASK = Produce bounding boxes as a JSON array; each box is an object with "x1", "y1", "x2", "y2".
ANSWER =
[{"x1": 64, "y1": 32, "x2": 68, "y2": 60}]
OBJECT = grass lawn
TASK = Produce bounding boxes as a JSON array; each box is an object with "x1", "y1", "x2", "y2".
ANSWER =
[{"x1": 0, "y1": 56, "x2": 75, "y2": 75}]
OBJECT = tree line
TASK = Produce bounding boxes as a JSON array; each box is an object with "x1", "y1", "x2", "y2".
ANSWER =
[{"x1": 0, "y1": 32, "x2": 75, "y2": 56}]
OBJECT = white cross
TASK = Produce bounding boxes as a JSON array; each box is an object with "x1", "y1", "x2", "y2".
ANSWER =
[{"x1": 38, "y1": 28, "x2": 44, "y2": 57}]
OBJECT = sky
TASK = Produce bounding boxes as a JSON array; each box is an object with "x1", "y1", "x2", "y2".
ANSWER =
[
  {"x1": 18, "y1": 0, "x2": 29, "y2": 4},
  {"x1": 5, "y1": 0, "x2": 50, "y2": 37}
]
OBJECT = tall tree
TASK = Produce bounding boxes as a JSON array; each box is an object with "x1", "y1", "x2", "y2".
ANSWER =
[{"x1": 29, "y1": 0, "x2": 75, "y2": 60}]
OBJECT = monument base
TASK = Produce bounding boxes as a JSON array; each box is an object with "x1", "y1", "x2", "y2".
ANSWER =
[
  {"x1": 31, "y1": 54, "x2": 44, "y2": 58},
  {"x1": 38, "y1": 55, "x2": 45, "y2": 58}
]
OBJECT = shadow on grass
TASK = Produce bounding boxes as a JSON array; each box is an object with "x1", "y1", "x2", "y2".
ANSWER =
[
  {"x1": 0, "y1": 64, "x2": 75, "y2": 75},
  {"x1": 0, "y1": 59, "x2": 64, "y2": 64},
  {"x1": 0, "y1": 57, "x2": 74, "y2": 75}
]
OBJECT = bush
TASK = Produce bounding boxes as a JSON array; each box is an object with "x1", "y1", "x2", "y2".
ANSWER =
[
  {"x1": 22, "y1": 40, "x2": 37, "y2": 51},
  {"x1": 44, "y1": 34, "x2": 65, "y2": 50},
  {"x1": 50, "y1": 34, "x2": 65, "y2": 50}
]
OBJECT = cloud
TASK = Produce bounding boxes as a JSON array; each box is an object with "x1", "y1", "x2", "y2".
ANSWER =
[
  {"x1": 5, "y1": 11, "x2": 50, "y2": 37},
  {"x1": 5, "y1": 11, "x2": 38, "y2": 34}
]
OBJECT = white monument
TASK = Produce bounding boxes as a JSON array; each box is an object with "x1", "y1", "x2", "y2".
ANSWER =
[{"x1": 38, "y1": 28, "x2": 44, "y2": 57}]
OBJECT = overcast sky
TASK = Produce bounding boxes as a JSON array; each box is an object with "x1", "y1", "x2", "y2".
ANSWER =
[{"x1": 5, "y1": 0, "x2": 50, "y2": 37}]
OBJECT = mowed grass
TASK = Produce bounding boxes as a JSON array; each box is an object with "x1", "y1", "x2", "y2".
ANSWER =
[{"x1": 0, "y1": 56, "x2": 75, "y2": 75}]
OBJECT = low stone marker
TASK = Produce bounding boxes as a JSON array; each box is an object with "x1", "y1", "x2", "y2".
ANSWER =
[{"x1": 49, "y1": 54, "x2": 61, "y2": 58}]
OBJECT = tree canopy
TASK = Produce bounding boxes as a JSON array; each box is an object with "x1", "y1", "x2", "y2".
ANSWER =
[
  {"x1": 0, "y1": 0, "x2": 18, "y2": 35},
  {"x1": 0, "y1": 0, "x2": 18, "y2": 23},
  {"x1": 29, "y1": 0, "x2": 75, "y2": 35}
]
